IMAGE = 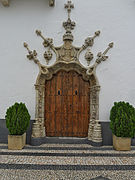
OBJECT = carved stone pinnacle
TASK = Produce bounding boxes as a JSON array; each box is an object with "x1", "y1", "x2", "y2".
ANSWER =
[
  {"x1": 65, "y1": 1, "x2": 74, "y2": 14},
  {"x1": 23, "y1": 42, "x2": 28, "y2": 48},
  {"x1": 36, "y1": 30, "x2": 42, "y2": 36},
  {"x1": 95, "y1": 31, "x2": 100, "y2": 36},
  {"x1": 109, "y1": 42, "x2": 114, "y2": 48},
  {"x1": 63, "y1": 18, "x2": 76, "y2": 31}
]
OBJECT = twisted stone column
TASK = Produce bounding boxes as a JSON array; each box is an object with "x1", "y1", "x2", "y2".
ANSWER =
[
  {"x1": 32, "y1": 85, "x2": 46, "y2": 138},
  {"x1": 88, "y1": 85, "x2": 102, "y2": 144}
]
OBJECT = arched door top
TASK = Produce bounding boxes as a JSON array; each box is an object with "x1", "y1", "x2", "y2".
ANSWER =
[{"x1": 35, "y1": 61, "x2": 99, "y2": 87}]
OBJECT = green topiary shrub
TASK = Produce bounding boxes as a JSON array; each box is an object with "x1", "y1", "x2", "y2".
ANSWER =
[
  {"x1": 5, "y1": 102, "x2": 31, "y2": 135},
  {"x1": 110, "y1": 101, "x2": 135, "y2": 138}
]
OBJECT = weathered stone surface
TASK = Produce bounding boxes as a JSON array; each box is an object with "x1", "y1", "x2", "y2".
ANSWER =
[
  {"x1": 113, "y1": 134, "x2": 131, "y2": 151},
  {"x1": 8, "y1": 133, "x2": 26, "y2": 150}
]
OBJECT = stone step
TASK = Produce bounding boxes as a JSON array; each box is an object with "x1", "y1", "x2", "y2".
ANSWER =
[{"x1": 0, "y1": 143, "x2": 135, "y2": 179}]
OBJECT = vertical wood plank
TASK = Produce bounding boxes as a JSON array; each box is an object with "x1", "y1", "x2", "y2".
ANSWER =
[
  {"x1": 62, "y1": 71, "x2": 68, "y2": 136},
  {"x1": 67, "y1": 71, "x2": 73, "y2": 136},
  {"x1": 55, "y1": 71, "x2": 62, "y2": 136},
  {"x1": 72, "y1": 71, "x2": 79, "y2": 136}
]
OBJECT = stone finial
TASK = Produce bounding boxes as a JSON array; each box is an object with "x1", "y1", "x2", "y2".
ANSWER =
[
  {"x1": 65, "y1": 0, "x2": 74, "y2": 18},
  {"x1": 92, "y1": 121, "x2": 102, "y2": 143}
]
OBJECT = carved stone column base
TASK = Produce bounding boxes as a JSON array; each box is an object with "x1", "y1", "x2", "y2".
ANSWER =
[
  {"x1": 32, "y1": 123, "x2": 41, "y2": 138},
  {"x1": 88, "y1": 119, "x2": 94, "y2": 141},
  {"x1": 40, "y1": 125, "x2": 46, "y2": 137},
  {"x1": 92, "y1": 120, "x2": 102, "y2": 143}
]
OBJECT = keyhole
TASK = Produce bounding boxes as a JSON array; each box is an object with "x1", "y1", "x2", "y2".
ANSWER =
[
  {"x1": 75, "y1": 90, "x2": 77, "y2": 95},
  {"x1": 58, "y1": 90, "x2": 60, "y2": 95}
]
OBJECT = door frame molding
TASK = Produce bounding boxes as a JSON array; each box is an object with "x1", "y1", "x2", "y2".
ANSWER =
[{"x1": 32, "y1": 61, "x2": 102, "y2": 144}]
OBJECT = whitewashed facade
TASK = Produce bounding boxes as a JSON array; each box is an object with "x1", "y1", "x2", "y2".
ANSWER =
[{"x1": 0, "y1": 0, "x2": 135, "y2": 123}]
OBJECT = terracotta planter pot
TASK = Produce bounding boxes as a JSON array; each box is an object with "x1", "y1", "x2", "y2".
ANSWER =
[
  {"x1": 113, "y1": 134, "x2": 131, "y2": 151},
  {"x1": 8, "y1": 133, "x2": 26, "y2": 150}
]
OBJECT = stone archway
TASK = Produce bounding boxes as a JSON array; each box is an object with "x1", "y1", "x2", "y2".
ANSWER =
[
  {"x1": 23, "y1": 0, "x2": 113, "y2": 146},
  {"x1": 31, "y1": 61, "x2": 102, "y2": 144}
]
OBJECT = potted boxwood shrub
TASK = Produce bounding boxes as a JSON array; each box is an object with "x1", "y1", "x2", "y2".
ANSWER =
[
  {"x1": 5, "y1": 102, "x2": 30, "y2": 150},
  {"x1": 110, "y1": 101, "x2": 135, "y2": 151}
]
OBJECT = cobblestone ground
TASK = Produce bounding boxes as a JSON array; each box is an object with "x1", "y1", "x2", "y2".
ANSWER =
[{"x1": 0, "y1": 144, "x2": 135, "y2": 180}]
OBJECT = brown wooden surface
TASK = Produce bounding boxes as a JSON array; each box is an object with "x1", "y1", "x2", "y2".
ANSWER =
[{"x1": 45, "y1": 70, "x2": 90, "y2": 137}]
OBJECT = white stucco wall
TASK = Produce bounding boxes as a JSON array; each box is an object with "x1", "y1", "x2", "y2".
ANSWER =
[{"x1": 0, "y1": 0, "x2": 135, "y2": 121}]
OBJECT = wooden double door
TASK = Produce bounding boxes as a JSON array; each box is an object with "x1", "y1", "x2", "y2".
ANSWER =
[{"x1": 45, "y1": 70, "x2": 90, "y2": 137}]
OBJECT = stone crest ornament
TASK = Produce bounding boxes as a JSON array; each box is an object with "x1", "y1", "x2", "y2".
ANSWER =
[
  {"x1": 24, "y1": 0, "x2": 113, "y2": 146},
  {"x1": 85, "y1": 49, "x2": 94, "y2": 66}
]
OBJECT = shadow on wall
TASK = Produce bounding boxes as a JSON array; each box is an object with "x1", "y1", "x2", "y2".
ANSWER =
[
  {"x1": 101, "y1": 122, "x2": 113, "y2": 146},
  {"x1": 0, "y1": 119, "x2": 34, "y2": 144}
]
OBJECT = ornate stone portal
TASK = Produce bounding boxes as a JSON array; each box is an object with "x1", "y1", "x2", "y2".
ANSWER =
[{"x1": 24, "y1": 0, "x2": 113, "y2": 145}]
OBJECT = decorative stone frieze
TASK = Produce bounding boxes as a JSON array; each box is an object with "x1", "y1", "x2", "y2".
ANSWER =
[{"x1": 24, "y1": 0, "x2": 113, "y2": 145}]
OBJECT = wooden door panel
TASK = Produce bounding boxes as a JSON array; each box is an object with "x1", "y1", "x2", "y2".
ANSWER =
[
  {"x1": 55, "y1": 112, "x2": 61, "y2": 136},
  {"x1": 50, "y1": 75, "x2": 55, "y2": 96},
  {"x1": 67, "y1": 95, "x2": 72, "y2": 113},
  {"x1": 67, "y1": 113, "x2": 73, "y2": 136},
  {"x1": 45, "y1": 70, "x2": 90, "y2": 137},
  {"x1": 72, "y1": 113, "x2": 78, "y2": 136},
  {"x1": 61, "y1": 111, "x2": 67, "y2": 135},
  {"x1": 46, "y1": 112, "x2": 55, "y2": 136}
]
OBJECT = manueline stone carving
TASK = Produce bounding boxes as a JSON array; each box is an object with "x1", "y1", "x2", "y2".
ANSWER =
[
  {"x1": 85, "y1": 49, "x2": 94, "y2": 66},
  {"x1": 24, "y1": 0, "x2": 113, "y2": 145}
]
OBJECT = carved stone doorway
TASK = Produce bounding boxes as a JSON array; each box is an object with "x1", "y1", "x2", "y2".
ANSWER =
[
  {"x1": 24, "y1": 0, "x2": 113, "y2": 146},
  {"x1": 45, "y1": 70, "x2": 90, "y2": 137}
]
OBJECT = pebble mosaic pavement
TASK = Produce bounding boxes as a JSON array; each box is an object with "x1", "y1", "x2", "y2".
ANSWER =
[{"x1": 0, "y1": 144, "x2": 135, "y2": 180}]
